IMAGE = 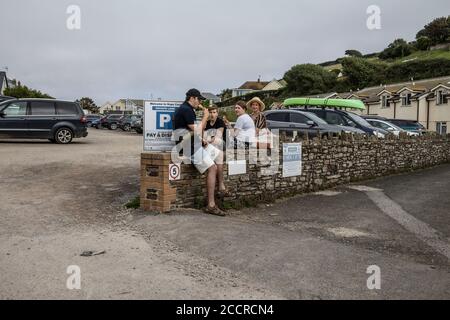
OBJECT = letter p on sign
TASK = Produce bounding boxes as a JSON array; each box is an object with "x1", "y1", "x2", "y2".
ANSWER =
[{"x1": 157, "y1": 112, "x2": 173, "y2": 130}]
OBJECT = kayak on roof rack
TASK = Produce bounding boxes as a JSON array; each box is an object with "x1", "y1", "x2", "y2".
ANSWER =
[{"x1": 283, "y1": 97, "x2": 366, "y2": 111}]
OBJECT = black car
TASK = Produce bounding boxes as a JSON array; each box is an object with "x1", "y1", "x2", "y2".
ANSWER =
[
  {"x1": 119, "y1": 114, "x2": 142, "y2": 131},
  {"x1": 99, "y1": 114, "x2": 124, "y2": 130},
  {"x1": 0, "y1": 95, "x2": 15, "y2": 103},
  {"x1": 264, "y1": 110, "x2": 365, "y2": 137},
  {"x1": 296, "y1": 108, "x2": 388, "y2": 138},
  {"x1": 0, "y1": 99, "x2": 88, "y2": 144},
  {"x1": 85, "y1": 114, "x2": 102, "y2": 127}
]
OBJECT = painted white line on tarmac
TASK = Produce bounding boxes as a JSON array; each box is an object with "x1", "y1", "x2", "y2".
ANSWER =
[{"x1": 351, "y1": 186, "x2": 450, "y2": 260}]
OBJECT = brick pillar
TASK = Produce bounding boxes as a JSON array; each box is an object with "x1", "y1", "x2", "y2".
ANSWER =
[{"x1": 140, "y1": 152, "x2": 177, "y2": 213}]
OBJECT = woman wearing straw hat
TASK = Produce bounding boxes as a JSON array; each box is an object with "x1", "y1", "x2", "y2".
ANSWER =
[
  {"x1": 247, "y1": 97, "x2": 271, "y2": 149},
  {"x1": 247, "y1": 97, "x2": 267, "y2": 135}
]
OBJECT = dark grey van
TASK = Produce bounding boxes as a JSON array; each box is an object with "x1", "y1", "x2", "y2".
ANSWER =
[{"x1": 0, "y1": 99, "x2": 88, "y2": 144}]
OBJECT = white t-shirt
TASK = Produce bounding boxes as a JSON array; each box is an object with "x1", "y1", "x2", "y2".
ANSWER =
[{"x1": 234, "y1": 113, "x2": 256, "y2": 142}]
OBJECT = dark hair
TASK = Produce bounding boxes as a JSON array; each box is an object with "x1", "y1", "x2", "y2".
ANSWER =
[
  {"x1": 236, "y1": 100, "x2": 247, "y2": 111},
  {"x1": 209, "y1": 105, "x2": 219, "y2": 111}
]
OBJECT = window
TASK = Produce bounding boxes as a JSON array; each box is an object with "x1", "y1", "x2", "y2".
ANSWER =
[
  {"x1": 56, "y1": 102, "x2": 79, "y2": 115},
  {"x1": 289, "y1": 113, "x2": 309, "y2": 124},
  {"x1": 2, "y1": 101, "x2": 27, "y2": 116},
  {"x1": 325, "y1": 112, "x2": 346, "y2": 126},
  {"x1": 265, "y1": 112, "x2": 289, "y2": 122},
  {"x1": 436, "y1": 122, "x2": 447, "y2": 135},
  {"x1": 401, "y1": 93, "x2": 412, "y2": 106},
  {"x1": 30, "y1": 101, "x2": 56, "y2": 115},
  {"x1": 371, "y1": 121, "x2": 391, "y2": 131},
  {"x1": 437, "y1": 90, "x2": 449, "y2": 105},
  {"x1": 381, "y1": 95, "x2": 390, "y2": 108}
]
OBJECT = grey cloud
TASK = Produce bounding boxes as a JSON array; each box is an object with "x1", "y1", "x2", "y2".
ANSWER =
[{"x1": 0, "y1": 0, "x2": 449, "y2": 104}]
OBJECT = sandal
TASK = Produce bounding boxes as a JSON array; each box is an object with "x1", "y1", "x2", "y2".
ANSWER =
[
  {"x1": 204, "y1": 205, "x2": 226, "y2": 217},
  {"x1": 218, "y1": 189, "x2": 232, "y2": 197}
]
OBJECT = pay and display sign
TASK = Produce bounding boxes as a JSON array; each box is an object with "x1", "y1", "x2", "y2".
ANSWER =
[
  {"x1": 144, "y1": 100, "x2": 183, "y2": 152},
  {"x1": 282, "y1": 143, "x2": 302, "y2": 178}
]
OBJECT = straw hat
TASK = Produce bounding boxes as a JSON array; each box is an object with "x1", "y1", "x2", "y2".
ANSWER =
[{"x1": 247, "y1": 97, "x2": 266, "y2": 111}]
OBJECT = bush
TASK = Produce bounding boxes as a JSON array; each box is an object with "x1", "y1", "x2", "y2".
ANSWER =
[
  {"x1": 340, "y1": 57, "x2": 387, "y2": 89},
  {"x1": 379, "y1": 39, "x2": 413, "y2": 60},
  {"x1": 386, "y1": 58, "x2": 450, "y2": 82},
  {"x1": 284, "y1": 64, "x2": 337, "y2": 96},
  {"x1": 415, "y1": 36, "x2": 432, "y2": 51}
]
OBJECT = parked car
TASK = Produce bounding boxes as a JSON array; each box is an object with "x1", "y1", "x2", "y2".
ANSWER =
[
  {"x1": 0, "y1": 99, "x2": 88, "y2": 144},
  {"x1": 264, "y1": 110, "x2": 365, "y2": 137},
  {"x1": 295, "y1": 108, "x2": 388, "y2": 138},
  {"x1": 365, "y1": 118, "x2": 419, "y2": 137},
  {"x1": 0, "y1": 95, "x2": 15, "y2": 103},
  {"x1": 387, "y1": 119, "x2": 427, "y2": 135},
  {"x1": 99, "y1": 114, "x2": 124, "y2": 130},
  {"x1": 91, "y1": 116, "x2": 105, "y2": 129},
  {"x1": 85, "y1": 114, "x2": 102, "y2": 127},
  {"x1": 133, "y1": 117, "x2": 143, "y2": 134},
  {"x1": 119, "y1": 115, "x2": 142, "y2": 131}
]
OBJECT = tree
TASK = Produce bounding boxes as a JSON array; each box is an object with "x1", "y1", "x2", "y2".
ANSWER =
[
  {"x1": 379, "y1": 39, "x2": 412, "y2": 60},
  {"x1": 341, "y1": 57, "x2": 387, "y2": 89},
  {"x1": 283, "y1": 64, "x2": 337, "y2": 95},
  {"x1": 4, "y1": 82, "x2": 53, "y2": 99},
  {"x1": 76, "y1": 97, "x2": 98, "y2": 113},
  {"x1": 345, "y1": 50, "x2": 363, "y2": 57},
  {"x1": 415, "y1": 36, "x2": 432, "y2": 51},
  {"x1": 219, "y1": 88, "x2": 232, "y2": 101},
  {"x1": 416, "y1": 16, "x2": 450, "y2": 45}
]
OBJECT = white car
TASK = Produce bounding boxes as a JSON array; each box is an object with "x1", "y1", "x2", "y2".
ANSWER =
[{"x1": 366, "y1": 119, "x2": 419, "y2": 137}]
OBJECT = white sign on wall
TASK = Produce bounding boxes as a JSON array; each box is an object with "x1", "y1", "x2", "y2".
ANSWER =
[
  {"x1": 228, "y1": 160, "x2": 247, "y2": 176},
  {"x1": 169, "y1": 163, "x2": 181, "y2": 181},
  {"x1": 144, "y1": 100, "x2": 183, "y2": 152},
  {"x1": 282, "y1": 143, "x2": 302, "y2": 178}
]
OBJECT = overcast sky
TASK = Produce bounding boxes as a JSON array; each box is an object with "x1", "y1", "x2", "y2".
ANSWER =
[{"x1": 1, "y1": 0, "x2": 449, "y2": 105}]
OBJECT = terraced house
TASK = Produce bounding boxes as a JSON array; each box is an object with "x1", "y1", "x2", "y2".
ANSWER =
[{"x1": 310, "y1": 76, "x2": 450, "y2": 134}]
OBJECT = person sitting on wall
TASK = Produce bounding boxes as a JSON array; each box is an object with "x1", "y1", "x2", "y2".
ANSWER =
[
  {"x1": 223, "y1": 100, "x2": 256, "y2": 150},
  {"x1": 203, "y1": 105, "x2": 230, "y2": 197},
  {"x1": 248, "y1": 97, "x2": 272, "y2": 149},
  {"x1": 173, "y1": 89, "x2": 226, "y2": 217}
]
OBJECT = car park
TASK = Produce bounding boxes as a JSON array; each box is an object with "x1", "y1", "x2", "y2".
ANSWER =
[
  {"x1": 365, "y1": 118, "x2": 419, "y2": 137},
  {"x1": 264, "y1": 109, "x2": 365, "y2": 137},
  {"x1": 0, "y1": 98, "x2": 88, "y2": 144},
  {"x1": 119, "y1": 114, "x2": 142, "y2": 132}
]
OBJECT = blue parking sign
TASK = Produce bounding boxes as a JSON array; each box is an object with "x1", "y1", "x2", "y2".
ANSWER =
[{"x1": 156, "y1": 111, "x2": 174, "y2": 130}]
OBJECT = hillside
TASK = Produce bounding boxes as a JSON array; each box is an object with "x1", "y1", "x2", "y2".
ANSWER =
[{"x1": 323, "y1": 49, "x2": 450, "y2": 72}]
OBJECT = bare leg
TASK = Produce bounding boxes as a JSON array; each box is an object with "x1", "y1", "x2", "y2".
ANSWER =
[
  {"x1": 207, "y1": 165, "x2": 217, "y2": 207},
  {"x1": 217, "y1": 164, "x2": 226, "y2": 191}
]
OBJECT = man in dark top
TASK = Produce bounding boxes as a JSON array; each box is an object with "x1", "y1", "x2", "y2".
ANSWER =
[
  {"x1": 173, "y1": 89, "x2": 225, "y2": 216},
  {"x1": 204, "y1": 105, "x2": 230, "y2": 197}
]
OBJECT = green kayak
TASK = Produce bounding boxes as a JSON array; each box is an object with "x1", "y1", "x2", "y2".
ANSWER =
[{"x1": 283, "y1": 97, "x2": 366, "y2": 110}]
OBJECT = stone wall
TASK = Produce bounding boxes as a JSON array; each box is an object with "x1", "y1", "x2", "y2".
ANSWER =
[{"x1": 140, "y1": 134, "x2": 450, "y2": 213}]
